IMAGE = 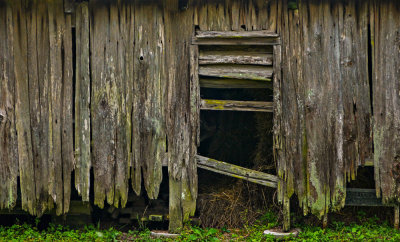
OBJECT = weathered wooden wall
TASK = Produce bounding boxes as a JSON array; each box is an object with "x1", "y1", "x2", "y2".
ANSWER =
[
  {"x1": 275, "y1": 0, "x2": 372, "y2": 218},
  {"x1": 1, "y1": 0, "x2": 400, "y2": 232},
  {"x1": 0, "y1": 0, "x2": 74, "y2": 216},
  {"x1": 372, "y1": 1, "x2": 400, "y2": 204},
  {"x1": 275, "y1": 0, "x2": 400, "y2": 221},
  {"x1": 0, "y1": 0, "x2": 279, "y2": 231}
]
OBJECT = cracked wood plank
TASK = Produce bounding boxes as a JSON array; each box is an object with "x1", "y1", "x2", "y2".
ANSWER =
[{"x1": 201, "y1": 99, "x2": 273, "y2": 112}]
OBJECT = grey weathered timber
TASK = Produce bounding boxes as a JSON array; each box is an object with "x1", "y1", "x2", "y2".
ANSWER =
[
  {"x1": 199, "y1": 65, "x2": 273, "y2": 81},
  {"x1": 74, "y1": 2, "x2": 90, "y2": 202},
  {"x1": 0, "y1": 2, "x2": 18, "y2": 211},
  {"x1": 201, "y1": 99, "x2": 273, "y2": 112},
  {"x1": 48, "y1": 0, "x2": 66, "y2": 215},
  {"x1": 90, "y1": 0, "x2": 117, "y2": 208},
  {"x1": 12, "y1": 0, "x2": 37, "y2": 215},
  {"x1": 196, "y1": 155, "x2": 277, "y2": 188},
  {"x1": 200, "y1": 78, "x2": 272, "y2": 89},
  {"x1": 133, "y1": 2, "x2": 166, "y2": 201},
  {"x1": 372, "y1": 0, "x2": 400, "y2": 204},
  {"x1": 193, "y1": 37, "x2": 281, "y2": 46},
  {"x1": 62, "y1": 13, "x2": 74, "y2": 214},
  {"x1": 26, "y1": 0, "x2": 43, "y2": 214},
  {"x1": 113, "y1": 1, "x2": 133, "y2": 208},
  {"x1": 275, "y1": 0, "x2": 372, "y2": 224},
  {"x1": 36, "y1": 0, "x2": 53, "y2": 214},
  {"x1": 164, "y1": 0, "x2": 197, "y2": 232},
  {"x1": 193, "y1": 30, "x2": 280, "y2": 46},
  {"x1": 195, "y1": 30, "x2": 279, "y2": 39},
  {"x1": 199, "y1": 52, "x2": 273, "y2": 65}
]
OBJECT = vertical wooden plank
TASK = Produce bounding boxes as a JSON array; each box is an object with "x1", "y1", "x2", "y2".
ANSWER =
[
  {"x1": 164, "y1": 1, "x2": 196, "y2": 232},
  {"x1": 74, "y1": 1, "x2": 90, "y2": 202},
  {"x1": 113, "y1": 0, "x2": 131, "y2": 208},
  {"x1": 26, "y1": 0, "x2": 41, "y2": 213},
  {"x1": 90, "y1": 0, "x2": 116, "y2": 208},
  {"x1": 47, "y1": 0, "x2": 65, "y2": 215},
  {"x1": 12, "y1": 0, "x2": 37, "y2": 215},
  {"x1": 132, "y1": 2, "x2": 166, "y2": 200},
  {"x1": 0, "y1": 1, "x2": 18, "y2": 211},
  {"x1": 36, "y1": 0, "x2": 52, "y2": 214},
  {"x1": 62, "y1": 13, "x2": 74, "y2": 214},
  {"x1": 373, "y1": 0, "x2": 400, "y2": 204}
]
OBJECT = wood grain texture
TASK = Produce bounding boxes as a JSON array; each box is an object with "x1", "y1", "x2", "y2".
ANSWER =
[
  {"x1": 74, "y1": 2, "x2": 90, "y2": 202},
  {"x1": 132, "y1": 2, "x2": 166, "y2": 200},
  {"x1": 201, "y1": 99, "x2": 273, "y2": 112},
  {"x1": 12, "y1": 0, "x2": 37, "y2": 215},
  {"x1": 199, "y1": 52, "x2": 273, "y2": 65},
  {"x1": 164, "y1": 0, "x2": 197, "y2": 232},
  {"x1": 62, "y1": 13, "x2": 74, "y2": 214},
  {"x1": 199, "y1": 65, "x2": 273, "y2": 81},
  {"x1": 90, "y1": 0, "x2": 117, "y2": 208},
  {"x1": 372, "y1": 1, "x2": 400, "y2": 204},
  {"x1": 0, "y1": 1, "x2": 18, "y2": 211},
  {"x1": 200, "y1": 78, "x2": 272, "y2": 89},
  {"x1": 275, "y1": 0, "x2": 372, "y2": 221}
]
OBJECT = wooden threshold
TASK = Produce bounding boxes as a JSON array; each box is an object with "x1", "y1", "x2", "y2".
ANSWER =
[
  {"x1": 196, "y1": 155, "x2": 278, "y2": 188},
  {"x1": 201, "y1": 99, "x2": 273, "y2": 112}
]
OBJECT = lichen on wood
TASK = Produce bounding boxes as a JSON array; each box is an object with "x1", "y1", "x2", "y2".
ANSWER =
[{"x1": 274, "y1": 0, "x2": 372, "y2": 224}]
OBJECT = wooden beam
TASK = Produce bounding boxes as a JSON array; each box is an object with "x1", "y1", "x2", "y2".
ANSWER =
[
  {"x1": 200, "y1": 78, "x2": 272, "y2": 89},
  {"x1": 192, "y1": 37, "x2": 280, "y2": 46},
  {"x1": 196, "y1": 155, "x2": 278, "y2": 188},
  {"x1": 201, "y1": 99, "x2": 273, "y2": 112},
  {"x1": 195, "y1": 30, "x2": 279, "y2": 39},
  {"x1": 199, "y1": 53, "x2": 273, "y2": 65},
  {"x1": 199, "y1": 65, "x2": 273, "y2": 81}
]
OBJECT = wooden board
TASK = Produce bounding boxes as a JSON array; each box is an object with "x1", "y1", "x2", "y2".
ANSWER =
[
  {"x1": 199, "y1": 65, "x2": 273, "y2": 81},
  {"x1": 196, "y1": 155, "x2": 278, "y2": 188},
  {"x1": 74, "y1": 2, "x2": 91, "y2": 202},
  {"x1": 201, "y1": 99, "x2": 273, "y2": 112}
]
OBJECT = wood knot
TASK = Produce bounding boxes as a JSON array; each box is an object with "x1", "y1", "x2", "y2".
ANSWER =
[{"x1": 0, "y1": 109, "x2": 6, "y2": 123}]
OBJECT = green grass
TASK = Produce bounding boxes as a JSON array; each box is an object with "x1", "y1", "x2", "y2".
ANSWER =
[{"x1": 1, "y1": 212, "x2": 400, "y2": 241}]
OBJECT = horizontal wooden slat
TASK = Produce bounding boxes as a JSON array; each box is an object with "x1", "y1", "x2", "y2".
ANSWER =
[
  {"x1": 195, "y1": 30, "x2": 279, "y2": 39},
  {"x1": 200, "y1": 78, "x2": 272, "y2": 89},
  {"x1": 199, "y1": 65, "x2": 273, "y2": 81},
  {"x1": 192, "y1": 37, "x2": 280, "y2": 46},
  {"x1": 196, "y1": 155, "x2": 278, "y2": 188},
  {"x1": 345, "y1": 188, "x2": 392, "y2": 207},
  {"x1": 201, "y1": 99, "x2": 273, "y2": 112},
  {"x1": 199, "y1": 52, "x2": 273, "y2": 65}
]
